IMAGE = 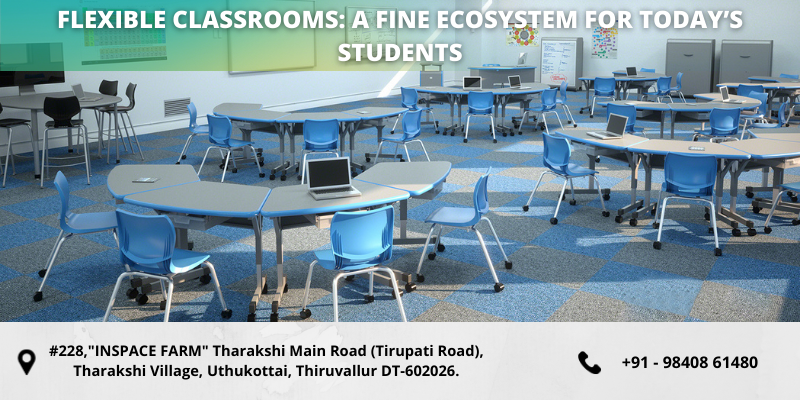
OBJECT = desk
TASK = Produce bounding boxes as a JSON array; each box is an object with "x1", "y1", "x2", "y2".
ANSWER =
[
  {"x1": 607, "y1": 100, "x2": 672, "y2": 137},
  {"x1": 107, "y1": 164, "x2": 200, "y2": 201},
  {"x1": 749, "y1": 76, "x2": 800, "y2": 84},
  {"x1": 0, "y1": 91, "x2": 122, "y2": 176},
  {"x1": 469, "y1": 66, "x2": 536, "y2": 86},
  {"x1": 213, "y1": 105, "x2": 291, "y2": 180},
  {"x1": 340, "y1": 106, "x2": 407, "y2": 163},
  {"x1": 578, "y1": 73, "x2": 666, "y2": 114}
]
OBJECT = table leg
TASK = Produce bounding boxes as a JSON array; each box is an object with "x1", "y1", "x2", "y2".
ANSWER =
[
  {"x1": 248, "y1": 217, "x2": 268, "y2": 322},
  {"x1": 270, "y1": 217, "x2": 287, "y2": 322},
  {"x1": 659, "y1": 110, "x2": 665, "y2": 138},
  {"x1": 670, "y1": 110, "x2": 677, "y2": 139}
]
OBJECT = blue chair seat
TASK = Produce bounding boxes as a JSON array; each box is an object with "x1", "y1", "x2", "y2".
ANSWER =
[
  {"x1": 66, "y1": 211, "x2": 118, "y2": 234},
  {"x1": 424, "y1": 207, "x2": 478, "y2": 227},
  {"x1": 191, "y1": 125, "x2": 210, "y2": 134},
  {"x1": 225, "y1": 137, "x2": 255, "y2": 148},
  {"x1": 134, "y1": 249, "x2": 211, "y2": 275},
  {"x1": 661, "y1": 182, "x2": 712, "y2": 197},
  {"x1": 312, "y1": 250, "x2": 382, "y2": 272},
  {"x1": 378, "y1": 132, "x2": 409, "y2": 143},
  {"x1": 561, "y1": 163, "x2": 597, "y2": 177}
]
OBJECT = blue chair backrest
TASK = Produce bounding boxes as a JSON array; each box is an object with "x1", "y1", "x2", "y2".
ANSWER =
[
  {"x1": 558, "y1": 81, "x2": 568, "y2": 101},
  {"x1": 664, "y1": 153, "x2": 717, "y2": 196},
  {"x1": 303, "y1": 119, "x2": 340, "y2": 151},
  {"x1": 674, "y1": 72, "x2": 683, "y2": 89},
  {"x1": 640, "y1": 68, "x2": 656, "y2": 73},
  {"x1": 53, "y1": 171, "x2": 73, "y2": 231},
  {"x1": 468, "y1": 91, "x2": 494, "y2": 114},
  {"x1": 115, "y1": 210, "x2": 176, "y2": 275},
  {"x1": 207, "y1": 114, "x2": 233, "y2": 146},
  {"x1": 472, "y1": 172, "x2": 491, "y2": 221},
  {"x1": 187, "y1": 102, "x2": 200, "y2": 131},
  {"x1": 749, "y1": 92, "x2": 769, "y2": 116},
  {"x1": 330, "y1": 205, "x2": 394, "y2": 269},
  {"x1": 540, "y1": 88, "x2": 558, "y2": 109},
  {"x1": 656, "y1": 76, "x2": 673, "y2": 93},
  {"x1": 594, "y1": 77, "x2": 616, "y2": 96},
  {"x1": 400, "y1": 87, "x2": 418, "y2": 109},
  {"x1": 482, "y1": 64, "x2": 500, "y2": 67},
  {"x1": 708, "y1": 107, "x2": 741, "y2": 137},
  {"x1": 780, "y1": 73, "x2": 799, "y2": 79},
  {"x1": 606, "y1": 103, "x2": 637, "y2": 132},
  {"x1": 401, "y1": 109, "x2": 422, "y2": 140},
  {"x1": 737, "y1": 84, "x2": 764, "y2": 98},
  {"x1": 542, "y1": 132, "x2": 572, "y2": 175},
  {"x1": 777, "y1": 101, "x2": 790, "y2": 126}
]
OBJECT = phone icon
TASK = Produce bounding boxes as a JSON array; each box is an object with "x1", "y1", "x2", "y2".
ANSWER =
[{"x1": 578, "y1": 351, "x2": 601, "y2": 374}]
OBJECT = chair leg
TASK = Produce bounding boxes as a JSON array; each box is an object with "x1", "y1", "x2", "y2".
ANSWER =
[
  {"x1": 708, "y1": 201, "x2": 720, "y2": 254},
  {"x1": 204, "y1": 261, "x2": 228, "y2": 313},
  {"x1": 473, "y1": 228, "x2": 503, "y2": 291},
  {"x1": 249, "y1": 145, "x2": 263, "y2": 176},
  {"x1": 568, "y1": 177, "x2": 576, "y2": 203},
  {"x1": 552, "y1": 180, "x2": 569, "y2": 222},
  {"x1": 332, "y1": 273, "x2": 341, "y2": 322},
  {"x1": 40, "y1": 130, "x2": 49, "y2": 187},
  {"x1": 3, "y1": 128, "x2": 11, "y2": 188},
  {"x1": 301, "y1": 152, "x2": 308, "y2": 183},
  {"x1": 524, "y1": 171, "x2": 550, "y2": 210},
  {"x1": 125, "y1": 113, "x2": 144, "y2": 161},
  {"x1": 553, "y1": 111, "x2": 564, "y2": 129},
  {"x1": 378, "y1": 267, "x2": 407, "y2": 322},
  {"x1": 517, "y1": 111, "x2": 529, "y2": 135},
  {"x1": 220, "y1": 150, "x2": 231, "y2": 182},
  {"x1": 415, "y1": 139, "x2": 430, "y2": 161},
  {"x1": 464, "y1": 114, "x2": 471, "y2": 142},
  {"x1": 482, "y1": 217, "x2": 510, "y2": 263},
  {"x1": 764, "y1": 189, "x2": 786, "y2": 231},
  {"x1": 393, "y1": 143, "x2": 400, "y2": 160},
  {"x1": 34, "y1": 231, "x2": 67, "y2": 301},
  {"x1": 375, "y1": 141, "x2": 385, "y2": 163},
  {"x1": 402, "y1": 143, "x2": 411, "y2": 162},
  {"x1": 163, "y1": 279, "x2": 174, "y2": 322},
  {"x1": 415, "y1": 225, "x2": 437, "y2": 278},
  {"x1": 592, "y1": 175, "x2": 608, "y2": 212},
  {"x1": 489, "y1": 115, "x2": 496, "y2": 142},
  {"x1": 103, "y1": 272, "x2": 130, "y2": 322},
  {"x1": 300, "y1": 260, "x2": 316, "y2": 313},
  {"x1": 655, "y1": 197, "x2": 670, "y2": 244},
  {"x1": 198, "y1": 146, "x2": 213, "y2": 175},
  {"x1": 81, "y1": 127, "x2": 91, "y2": 185},
  {"x1": 177, "y1": 134, "x2": 196, "y2": 163}
]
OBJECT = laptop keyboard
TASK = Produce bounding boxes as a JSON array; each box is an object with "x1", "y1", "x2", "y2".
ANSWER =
[{"x1": 314, "y1": 187, "x2": 354, "y2": 195}]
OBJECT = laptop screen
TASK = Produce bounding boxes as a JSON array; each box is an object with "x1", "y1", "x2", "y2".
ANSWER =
[
  {"x1": 607, "y1": 113, "x2": 629, "y2": 135},
  {"x1": 463, "y1": 76, "x2": 482, "y2": 90},
  {"x1": 720, "y1": 86, "x2": 730, "y2": 101},
  {"x1": 508, "y1": 75, "x2": 521, "y2": 88},
  {"x1": 626, "y1": 67, "x2": 637, "y2": 76},
  {"x1": 71, "y1": 84, "x2": 85, "y2": 98},
  {"x1": 307, "y1": 158, "x2": 351, "y2": 189}
]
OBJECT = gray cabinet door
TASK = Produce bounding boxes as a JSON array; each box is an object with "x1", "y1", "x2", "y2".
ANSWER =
[
  {"x1": 719, "y1": 40, "x2": 773, "y2": 83},
  {"x1": 666, "y1": 39, "x2": 715, "y2": 96}
]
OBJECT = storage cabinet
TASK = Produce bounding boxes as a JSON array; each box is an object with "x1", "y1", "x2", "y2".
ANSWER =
[
  {"x1": 718, "y1": 40, "x2": 773, "y2": 84},
  {"x1": 665, "y1": 39, "x2": 715, "y2": 96}
]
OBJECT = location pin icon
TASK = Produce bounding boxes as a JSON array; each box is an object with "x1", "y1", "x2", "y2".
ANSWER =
[{"x1": 18, "y1": 350, "x2": 35, "y2": 375}]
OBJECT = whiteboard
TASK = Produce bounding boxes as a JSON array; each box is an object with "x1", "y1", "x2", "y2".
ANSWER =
[
  {"x1": 228, "y1": 0, "x2": 316, "y2": 73},
  {"x1": 540, "y1": 38, "x2": 582, "y2": 89},
  {"x1": 345, "y1": 7, "x2": 397, "y2": 46}
]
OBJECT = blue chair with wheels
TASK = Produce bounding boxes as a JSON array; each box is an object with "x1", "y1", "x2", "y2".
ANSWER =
[
  {"x1": 737, "y1": 84, "x2": 764, "y2": 98},
  {"x1": 669, "y1": 72, "x2": 686, "y2": 102},
  {"x1": 176, "y1": 102, "x2": 210, "y2": 164},
  {"x1": 518, "y1": 88, "x2": 562, "y2": 134},
  {"x1": 590, "y1": 77, "x2": 616, "y2": 118},
  {"x1": 739, "y1": 92, "x2": 769, "y2": 132},
  {"x1": 763, "y1": 169, "x2": 800, "y2": 234},
  {"x1": 464, "y1": 91, "x2": 497, "y2": 143},
  {"x1": 640, "y1": 68, "x2": 656, "y2": 73},
  {"x1": 298, "y1": 206, "x2": 406, "y2": 322},
  {"x1": 607, "y1": 104, "x2": 646, "y2": 136},
  {"x1": 644, "y1": 76, "x2": 674, "y2": 103},
  {"x1": 376, "y1": 109, "x2": 429, "y2": 162},
  {"x1": 693, "y1": 108, "x2": 742, "y2": 142},
  {"x1": 626, "y1": 69, "x2": 656, "y2": 99},
  {"x1": 554, "y1": 81, "x2": 577, "y2": 127},
  {"x1": 299, "y1": 119, "x2": 341, "y2": 182},
  {"x1": 1, "y1": 103, "x2": 32, "y2": 188},
  {"x1": 392, "y1": 87, "x2": 438, "y2": 134},
  {"x1": 750, "y1": 101, "x2": 789, "y2": 129},
  {"x1": 34, "y1": 171, "x2": 118, "y2": 302},
  {"x1": 199, "y1": 114, "x2": 264, "y2": 182},
  {"x1": 652, "y1": 153, "x2": 722, "y2": 256},
  {"x1": 104, "y1": 210, "x2": 232, "y2": 322},
  {"x1": 522, "y1": 132, "x2": 610, "y2": 224},
  {"x1": 415, "y1": 170, "x2": 510, "y2": 292}
]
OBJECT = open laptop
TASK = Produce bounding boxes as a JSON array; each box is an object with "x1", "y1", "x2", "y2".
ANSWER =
[
  {"x1": 462, "y1": 76, "x2": 483, "y2": 91},
  {"x1": 586, "y1": 113, "x2": 629, "y2": 140},
  {"x1": 517, "y1": 52, "x2": 527, "y2": 66},
  {"x1": 71, "y1": 84, "x2": 101, "y2": 102},
  {"x1": 625, "y1": 67, "x2": 639, "y2": 78},
  {"x1": 307, "y1": 157, "x2": 361, "y2": 200},
  {"x1": 508, "y1": 75, "x2": 532, "y2": 90},
  {"x1": 719, "y1": 86, "x2": 743, "y2": 104}
]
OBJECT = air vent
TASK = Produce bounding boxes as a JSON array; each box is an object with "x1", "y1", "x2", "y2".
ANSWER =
[{"x1": 164, "y1": 98, "x2": 190, "y2": 117}]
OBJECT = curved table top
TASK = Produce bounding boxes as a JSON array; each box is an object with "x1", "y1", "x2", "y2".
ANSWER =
[
  {"x1": 410, "y1": 83, "x2": 549, "y2": 96},
  {"x1": 718, "y1": 82, "x2": 800, "y2": 90},
  {"x1": 342, "y1": 107, "x2": 408, "y2": 120},
  {"x1": 691, "y1": 93, "x2": 761, "y2": 108},
  {"x1": 215, "y1": 108, "x2": 289, "y2": 123},
  {"x1": 606, "y1": 99, "x2": 757, "y2": 113},
  {"x1": 107, "y1": 165, "x2": 200, "y2": 200},
  {"x1": 749, "y1": 76, "x2": 800, "y2": 84},
  {"x1": 555, "y1": 128, "x2": 649, "y2": 152},
  {"x1": 260, "y1": 180, "x2": 409, "y2": 218},
  {"x1": 721, "y1": 138, "x2": 800, "y2": 160},
  {"x1": 355, "y1": 161, "x2": 451, "y2": 196},
  {"x1": 749, "y1": 127, "x2": 800, "y2": 142},
  {"x1": 0, "y1": 91, "x2": 121, "y2": 110},
  {"x1": 275, "y1": 111, "x2": 361, "y2": 124},
  {"x1": 611, "y1": 71, "x2": 667, "y2": 81},
  {"x1": 125, "y1": 181, "x2": 270, "y2": 219},
  {"x1": 627, "y1": 139, "x2": 750, "y2": 159},
  {"x1": 607, "y1": 100, "x2": 672, "y2": 111}
]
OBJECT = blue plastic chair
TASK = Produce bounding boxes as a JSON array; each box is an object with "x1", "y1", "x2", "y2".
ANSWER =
[
  {"x1": 464, "y1": 91, "x2": 497, "y2": 143},
  {"x1": 764, "y1": 139, "x2": 800, "y2": 232},
  {"x1": 523, "y1": 132, "x2": 610, "y2": 224},
  {"x1": 298, "y1": 206, "x2": 406, "y2": 322},
  {"x1": 103, "y1": 210, "x2": 231, "y2": 322},
  {"x1": 392, "y1": 87, "x2": 438, "y2": 134},
  {"x1": 376, "y1": 109, "x2": 429, "y2": 162},
  {"x1": 34, "y1": 171, "x2": 118, "y2": 302},
  {"x1": 780, "y1": 73, "x2": 799, "y2": 79},
  {"x1": 199, "y1": 114, "x2": 264, "y2": 182},
  {"x1": 737, "y1": 84, "x2": 764, "y2": 98},
  {"x1": 626, "y1": 69, "x2": 656, "y2": 99},
  {"x1": 1, "y1": 103, "x2": 32, "y2": 188},
  {"x1": 640, "y1": 68, "x2": 656, "y2": 73},
  {"x1": 751, "y1": 101, "x2": 789, "y2": 129},
  {"x1": 667, "y1": 72, "x2": 686, "y2": 102},
  {"x1": 177, "y1": 102, "x2": 210, "y2": 164},
  {"x1": 693, "y1": 108, "x2": 742, "y2": 141},
  {"x1": 739, "y1": 92, "x2": 769, "y2": 132},
  {"x1": 554, "y1": 81, "x2": 577, "y2": 127},
  {"x1": 299, "y1": 119, "x2": 341, "y2": 182},
  {"x1": 606, "y1": 104, "x2": 645, "y2": 135},
  {"x1": 645, "y1": 76, "x2": 674, "y2": 103},
  {"x1": 652, "y1": 153, "x2": 721, "y2": 256},
  {"x1": 415, "y1": 170, "x2": 510, "y2": 292},
  {"x1": 590, "y1": 77, "x2": 616, "y2": 118},
  {"x1": 519, "y1": 88, "x2": 562, "y2": 135}
]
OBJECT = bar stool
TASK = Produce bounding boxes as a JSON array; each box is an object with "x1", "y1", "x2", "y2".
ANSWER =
[
  {"x1": 41, "y1": 97, "x2": 91, "y2": 187},
  {"x1": 1, "y1": 103, "x2": 32, "y2": 187},
  {"x1": 97, "y1": 83, "x2": 143, "y2": 162}
]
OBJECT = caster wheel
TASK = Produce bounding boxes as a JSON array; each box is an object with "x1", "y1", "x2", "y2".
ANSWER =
[
  {"x1": 708, "y1": 227, "x2": 714, "y2": 234},
  {"x1": 280, "y1": 175, "x2": 286, "y2": 181},
  {"x1": 416, "y1": 274, "x2": 425, "y2": 283},
  {"x1": 590, "y1": 115, "x2": 594, "y2": 118},
  {"x1": 296, "y1": 166, "x2": 300, "y2": 173},
  {"x1": 653, "y1": 241, "x2": 662, "y2": 250},
  {"x1": 714, "y1": 248, "x2": 722, "y2": 257},
  {"x1": 792, "y1": 196, "x2": 799, "y2": 203},
  {"x1": 650, "y1": 209, "x2": 656, "y2": 216},
  {"x1": 364, "y1": 295, "x2": 374, "y2": 303},
  {"x1": 270, "y1": 313, "x2": 279, "y2": 322},
  {"x1": 259, "y1": 173, "x2": 265, "y2": 178},
  {"x1": 345, "y1": 275, "x2": 355, "y2": 282},
  {"x1": 428, "y1": 252, "x2": 436, "y2": 260},
  {"x1": 392, "y1": 290, "x2": 403, "y2": 299},
  {"x1": 573, "y1": 124, "x2": 578, "y2": 128},
  {"x1": 510, "y1": 132, "x2": 515, "y2": 137},
  {"x1": 463, "y1": 139, "x2": 468, "y2": 143},
  {"x1": 505, "y1": 261, "x2": 512, "y2": 269},
  {"x1": 550, "y1": 217, "x2": 558, "y2": 225},
  {"x1": 614, "y1": 215, "x2": 623, "y2": 223},
  {"x1": 219, "y1": 164, "x2": 224, "y2": 169},
  {"x1": 181, "y1": 155, "x2": 187, "y2": 160},
  {"x1": 299, "y1": 309, "x2": 311, "y2": 319},
  {"x1": 793, "y1": 219, "x2": 800, "y2": 226},
  {"x1": 33, "y1": 291, "x2": 43, "y2": 302},
  {"x1": 629, "y1": 219, "x2": 638, "y2": 227},
  {"x1": 522, "y1": 205, "x2": 529, "y2": 212},
  {"x1": 259, "y1": 162, "x2": 265, "y2": 167},
  {"x1": 399, "y1": 159, "x2": 405, "y2": 162},
  {"x1": 231, "y1": 168, "x2": 238, "y2": 173},
  {"x1": 745, "y1": 192, "x2": 754, "y2": 198},
  {"x1": 199, "y1": 274, "x2": 211, "y2": 285},
  {"x1": 247, "y1": 313, "x2": 256, "y2": 322},
  {"x1": 297, "y1": 175, "x2": 302, "y2": 180},
  {"x1": 126, "y1": 288, "x2": 139, "y2": 299},
  {"x1": 752, "y1": 207, "x2": 761, "y2": 214},
  {"x1": 405, "y1": 283, "x2": 416, "y2": 293},
  {"x1": 38, "y1": 269, "x2": 46, "y2": 278},
  {"x1": 437, "y1": 243, "x2": 445, "y2": 252},
  {"x1": 284, "y1": 283, "x2": 289, "y2": 293},
  {"x1": 450, "y1": 132, "x2": 455, "y2": 136},
  {"x1": 653, "y1": 222, "x2": 660, "y2": 229},
  {"x1": 494, "y1": 283, "x2": 504, "y2": 293},
  {"x1": 221, "y1": 309, "x2": 232, "y2": 319},
  {"x1": 602, "y1": 211, "x2": 610, "y2": 217},
  {"x1": 269, "y1": 175, "x2": 275, "y2": 180},
  {"x1": 569, "y1": 199, "x2": 577, "y2": 206},
  {"x1": 732, "y1": 228, "x2": 742, "y2": 237},
  {"x1": 160, "y1": 300, "x2": 166, "y2": 310},
  {"x1": 502, "y1": 133, "x2": 508, "y2": 137},
  {"x1": 764, "y1": 227, "x2": 772, "y2": 234},
  {"x1": 603, "y1": 194, "x2": 610, "y2": 201},
  {"x1": 136, "y1": 294, "x2": 148, "y2": 305},
  {"x1": 436, "y1": 130, "x2": 441, "y2": 134},
  {"x1": 493, "y1": 139, "x2": 498, "y2": 144},
  {"x1": 705, "y1": 212, "x2": 711, "y2": 220},
  {"x1": 595, "y1": 156, "x2": 601, "y2": 163},
  {"x1": 579, "y1": 110, "x2": 584, "y2": 114},
  {"x1": 747, "y1": 228, "x2": 757, "y2": 236},
  {"x1": 175, "y1": 161, "x2": 181, "y2": 165},
  {"x1": 366, "y1": 157, "x2": 371, "y2": 162}
]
